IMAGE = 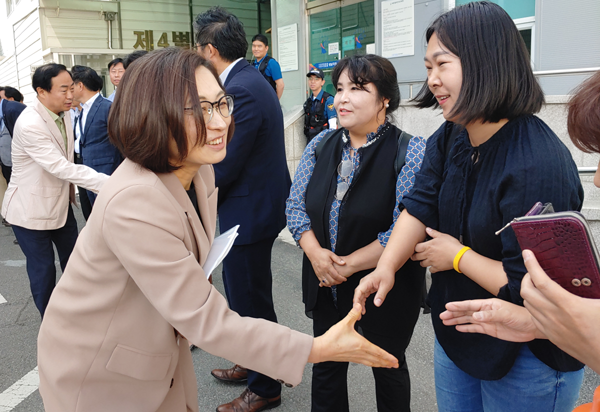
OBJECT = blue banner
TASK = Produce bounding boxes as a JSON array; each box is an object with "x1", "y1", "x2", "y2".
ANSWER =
[{"x1": 314, "y1": 61, "x2": 338, "y2": 70}]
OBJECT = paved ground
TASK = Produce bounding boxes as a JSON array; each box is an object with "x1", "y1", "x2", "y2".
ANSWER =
[{"x1": 1, "y1": 178, "x2": 599, "y2": 411}]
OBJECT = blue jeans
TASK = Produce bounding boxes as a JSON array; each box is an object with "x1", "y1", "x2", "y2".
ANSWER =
[{"x1": 434, "y1": 339, "x2": 583, "y2": 412}]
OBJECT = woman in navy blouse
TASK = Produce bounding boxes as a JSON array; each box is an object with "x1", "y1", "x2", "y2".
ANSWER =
[
  {"x1": 286, "y1": 55, "x2": 426, "y2": 412},
  {"x1": 440, "y1": 66, "x2": 600, "y2": 376},
  {"x1": 354, "y1": 2, "x2": 585, "y2": 411}
]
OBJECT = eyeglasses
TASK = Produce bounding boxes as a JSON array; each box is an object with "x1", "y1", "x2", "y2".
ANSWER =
[
  {"x1": 185, "y1": 94, "x2": 234, "y2": 123},
  {"x1": 336, "y1": 159, "x2": 353, "y2": 201}
]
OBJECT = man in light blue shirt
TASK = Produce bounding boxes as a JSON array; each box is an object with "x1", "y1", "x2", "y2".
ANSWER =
[
  {"x1": 251, "y1": 34, "x2": 284, "y2": 99},
  {"x1": 107, "y1": 58, "x2": 124, "y2": 102}
]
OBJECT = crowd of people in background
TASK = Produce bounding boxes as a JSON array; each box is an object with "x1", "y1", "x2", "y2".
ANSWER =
[{"x1": 0, "y1": 1, "x2": 599, "y2": 412}]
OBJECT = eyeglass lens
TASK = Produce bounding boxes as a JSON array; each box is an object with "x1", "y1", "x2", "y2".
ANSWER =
[
  {"x1": 200, "y1": 95, "x2": 234, "y2": 122},
  {"x1": 336, "y1": 160, "x2": 353, "y2": 200}
]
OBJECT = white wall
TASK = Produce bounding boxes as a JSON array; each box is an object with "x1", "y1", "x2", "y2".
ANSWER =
[
  {"x1": 0, "y1": 0, "x2": 41, "y2": 102},
  {"x1": 40, "y1": 0, "x2": 119, "y2": 50},
  {"x1": 274, "y1": 0, "x2": 306, "y2": 114}
]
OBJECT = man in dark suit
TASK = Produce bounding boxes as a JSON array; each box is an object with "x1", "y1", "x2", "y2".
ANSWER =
[
  {"x1": 71, "y1": 66, "x2": 121, "y2": 211},
  {"x1": 0, "y1": 90, "x2": 26, "y2": 230},
  {"x1": 194, "y1": 7, "x2": 292, "y2": 412}
]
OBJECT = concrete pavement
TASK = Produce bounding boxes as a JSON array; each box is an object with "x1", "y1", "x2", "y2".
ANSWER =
[{"x1": 0, "y1": 200, "x2": 599, "y2": 411}]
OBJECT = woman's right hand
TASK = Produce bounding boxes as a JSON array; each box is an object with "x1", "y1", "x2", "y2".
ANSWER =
[
  {"x1": 353, "y1": 267, "x2": 396, "y2": 314},
  {"x1": 308, "y1": 303, "x2": 399, "y2": 368},
  {"x1": 306, "y1": 247, "x2": 347, "y2": 287}
]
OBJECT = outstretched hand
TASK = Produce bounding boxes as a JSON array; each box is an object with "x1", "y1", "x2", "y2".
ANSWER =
[
  {"x1": 353, "y1": 267, "x2": 396, "y2": 314},
  {"x1": 440, "y1": 298, "x2": 541, "y2": 342},
  {"x1": 309, "y1": 303, "x2": 399, "y2": 368}
]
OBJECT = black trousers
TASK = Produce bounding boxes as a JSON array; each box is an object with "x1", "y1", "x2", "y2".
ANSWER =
[
  {"x1": 74, "y1": 153, "x2": 92, "y2": 220},
  {"x1": 12, "y1": 205, "x2": 78, "y2": 318},
  {"x1": 221, "y1": 236, "x2": 281, "y2": 398},
  {"x1": 1, "y1": 162, "x2": 11, "y2": 184},
  {"x1": 311, "y1": 288, "x2": 412, "y2": 412}
]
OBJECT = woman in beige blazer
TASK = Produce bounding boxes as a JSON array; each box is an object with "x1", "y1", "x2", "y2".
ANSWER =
[{"x1": 37, "y1": 48, "x2": 397, "y2": 412}]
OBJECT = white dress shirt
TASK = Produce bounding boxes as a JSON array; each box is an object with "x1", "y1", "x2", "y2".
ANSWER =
[{"x1": 219, "y1": 58, "x2": 244, "y2": 85}]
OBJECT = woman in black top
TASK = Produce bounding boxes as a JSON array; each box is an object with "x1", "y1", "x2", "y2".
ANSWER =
[
  {"x1": 440, "y1": 67, "x2": 600, "y2": 376},
  {"x1": 286, "y1": 55, "x2": 426, "y2": 412},
  {"x1": 354, "y1": 2, "x2": 584, "y2": 411}
]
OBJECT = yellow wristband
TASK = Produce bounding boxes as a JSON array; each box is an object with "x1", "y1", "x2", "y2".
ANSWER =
[{"x1": 453, "y1": 246, "x2": 471, "y2": 273}]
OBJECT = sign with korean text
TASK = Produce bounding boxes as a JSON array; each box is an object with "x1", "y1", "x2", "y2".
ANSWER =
[
  {"x1": 381, "y1": 0, "x2": 414, "y2": 58},
  {"x1": 133, "y1": 31, "x2": 191, "y2": 51},
  {"x1": 277, "y1": 23, "x2": 299, "y2": 72}
]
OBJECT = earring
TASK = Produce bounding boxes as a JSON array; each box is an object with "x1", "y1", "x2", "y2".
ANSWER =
[{"x1": 385, "y1": 103, "x2": 389, "y2": 108}]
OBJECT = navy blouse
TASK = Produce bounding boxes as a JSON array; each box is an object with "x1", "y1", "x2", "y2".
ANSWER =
[{"x1": 401, "y1": 115, "x2": 584, "y2": 380}]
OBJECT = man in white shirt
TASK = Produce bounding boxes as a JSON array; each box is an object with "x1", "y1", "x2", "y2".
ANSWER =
[
  {"x1": 72, "y1": 66, "x2": 121, "y2": 210},
  {"x1": 69, "y1": 96, "x2": 92, "y2": 220}
]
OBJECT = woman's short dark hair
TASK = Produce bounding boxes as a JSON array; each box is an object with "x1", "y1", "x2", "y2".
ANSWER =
[
  {"x1": 108, "y1": 48, "x2": 234, "y2": 173},
  {"x1": 568, "y1": 71, "x2": 600, "y2": 154},
  {"x1": 332, "y1": 54, "x2": 400, "y2": 114},
  {"x1": 32, "y1": 63, "x2": 69, "y2": 93},
  {"x1": 71, "y1": 65, "x2": 104, "y2": 92},
  {"x1": 252, "y1": 34, "x2": 268, "y2": 46},
  {"x1": 413, "y1": 1, "x2": 544, "y2": 125},
  {"x1": 194, "y1": 6, "x2": 248, "y2": 62}
]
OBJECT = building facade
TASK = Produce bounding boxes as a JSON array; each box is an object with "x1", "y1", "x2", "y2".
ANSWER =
[
  {"x1": 273, "y1": 0, "x2": 600, "y2": 113},
  {"x1": 0, "y1": 0, "x2": 271, "y2": 103}
]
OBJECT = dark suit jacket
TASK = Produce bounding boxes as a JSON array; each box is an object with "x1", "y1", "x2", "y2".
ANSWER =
[
  {"x1": 216, "y1": 59, "x2": 291, "y2": 245},
  {"x1": 80, "y1": 95, "x2": 122, "y2": 176},
  {"x1": 1, "y1": 99, "x2": 27, "y2": 137}
]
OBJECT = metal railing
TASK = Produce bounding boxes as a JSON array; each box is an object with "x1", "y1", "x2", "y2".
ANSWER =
[
  {"x1": 579, "y1": 167, "x2": 597, "y2": 177},
  {"x1": 399, "y1": 67, "x2": 600, "y2": 99}
]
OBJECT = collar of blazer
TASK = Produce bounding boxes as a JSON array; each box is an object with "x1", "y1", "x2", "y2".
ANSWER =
[
  {"x1": 33, "y1": 97, "x2": 72, "y2": 158},
  {"x1": 80, "y1": 95, "x2": 104, "y2": 142},
  {"x1": 157, "y1": 168, "x2": 217, "y2": 265},
  {"x1": 223, "y1": 59, "x2": 250, "y2": 87}
]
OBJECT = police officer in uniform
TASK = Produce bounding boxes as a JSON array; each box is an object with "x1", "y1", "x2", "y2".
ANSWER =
[
  {"x1": 304, "y1": 68, "x2": 337, "y2": 143},
  {"x1": 252, "y1": 34, "x2": 285, "y2": 100}
]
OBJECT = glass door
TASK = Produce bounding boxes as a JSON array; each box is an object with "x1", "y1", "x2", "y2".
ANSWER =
[{"x1": 308, "y1": 0, "x2": 375, "y2": 95}]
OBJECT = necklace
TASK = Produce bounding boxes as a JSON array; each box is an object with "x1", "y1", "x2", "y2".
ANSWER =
[{"x1": 342, "y1": 123, "x2": 391, "y2": 149}]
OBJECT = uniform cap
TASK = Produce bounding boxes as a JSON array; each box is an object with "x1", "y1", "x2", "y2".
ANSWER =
[{"x1": 306, "y1": 68, "x2": 324, "y2": 79}]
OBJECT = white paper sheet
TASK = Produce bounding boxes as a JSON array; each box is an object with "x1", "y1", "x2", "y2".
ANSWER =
[{"x1": 202, "y1": 225, "x2": 239, "y2": 278}]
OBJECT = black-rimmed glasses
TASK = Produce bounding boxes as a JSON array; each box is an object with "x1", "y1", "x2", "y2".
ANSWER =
[
  {"x1": 185, "y1": 94, "x2": 234, "y2": 123},
  {"x1": 336, "y1": 159, "x2": 353, "y2": 200}
]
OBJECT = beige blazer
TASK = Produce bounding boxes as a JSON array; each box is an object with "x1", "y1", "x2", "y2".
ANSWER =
[
  {"x1": 37, "y1": 159, "x2": 313, "y2": 412},
  {"x1": 1, "y1": 98, "x2": 108, "y2": 230}
]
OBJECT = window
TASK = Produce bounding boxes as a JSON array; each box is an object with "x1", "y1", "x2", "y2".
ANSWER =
[
  {"x1": 455, "y1": 0, "x2": 534, "y2": 19},
  {"x1": 514, "y1": 16, "x2": 535, "y2": 65},
  {"x1": 454, "y1": 1, "x2": 535, "y2": 66}
]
